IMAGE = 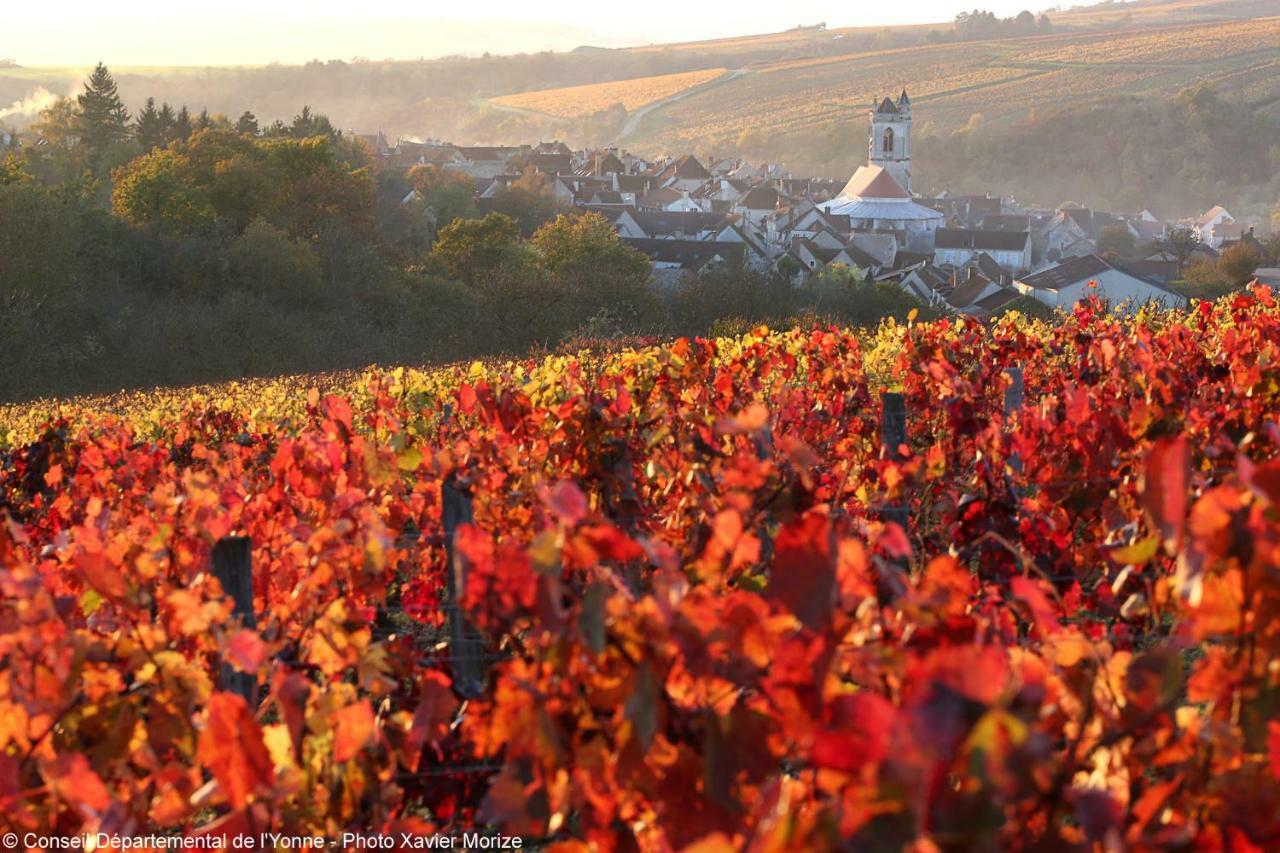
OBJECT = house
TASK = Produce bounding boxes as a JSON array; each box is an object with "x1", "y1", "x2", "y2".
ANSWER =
[
  {"x1": 637, "y1": 186, "x2": 703, "y2": 212},
  {"x1": 928, "y1": 194, "x2": 1003, "y2": 226},
  {"x1": 1014, "y1": 254, "x2": 1187, "y2": 310},
  {"x1": 892, "y1": 262, "x2": 954, "y2": 308},
  {"x1": 1041, "y1": 208, "x2": 1095, "y2": 261},
  {"x1": 623, "y1": 238, "x2": 745, "y2": 284},
  {"x1": 578, "y1": 149, "x2": 627, "y2": 176},
  {"x1": 980, "y1": 214, "x2": 1032, "y2": 233},
  {"x1": 733, "y1": 186, "x2": 784, "y2": 227},
  {"x1": 1252, "y1": 268, "x2": 1280, "y2": 288},
  {"x1": 710, "y1": 221, "x2": 773, "y2": 271},
  {"x1": 1195, "y1": 205, "x2": 1234, "y2": 247},
  {"x1": 627, "y1": 209, "x2": 725, "y2": 240},
  {"x1": 455, "y1": 146, "x2": 523, "y2": 178},
  {"x1": 652, "y1": 154, "x2": 712, "y2": 192},
  {"x1": 933, "y1": 228, "x2": 1032, "y2": 275},
  {"x1": 847, "y1": 232, "x2": 898, "y2": 268},
  {"x1": 598, "y1": 208, "x2": 648, "y2": 239},
  {"x1": 390, "y1": 140, "x2": 466, "y2": 169},
  {"x1": 945, "y1": 267, "x2": 1019, "y2": 317},
  {"x1": 788, "y1": 236, "x2": 878, "y2": 278}
]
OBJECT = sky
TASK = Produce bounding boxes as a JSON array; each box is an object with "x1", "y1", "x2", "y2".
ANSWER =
[{"x1": 2, "y1": 0, "x2": 1084, "y2": 67}]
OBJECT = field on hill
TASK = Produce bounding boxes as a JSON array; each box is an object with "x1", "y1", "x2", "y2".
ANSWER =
[
  {"x1": 5, "y1": 290, "x2": 1280, "y2": 845},
  {"x1": 626, "y1": 15, "x2": 1280, "y2": 167},
  {"x1": 489, "y1": 67, "x2": 727, "y2": 117}
]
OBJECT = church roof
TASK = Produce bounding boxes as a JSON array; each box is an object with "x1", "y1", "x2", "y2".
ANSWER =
[
  {"x1": 823, "y1": 167, "x2": 944, "y2": 222},
  {"x1": 876, "y1": 97, "x2": 899, "y2": 115},
  {"x1": 838, "y1": 165, "x2": 910, "y2": 200}
]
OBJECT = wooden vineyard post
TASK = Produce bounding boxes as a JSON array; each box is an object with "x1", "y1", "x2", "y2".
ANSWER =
[
  {"x1": 880, "y1": 392, "x2": 910, "y2": 534},
  {"x1": 211, "y1": 536, "x2": 258, "y2": 705},
  {"x1": 442, "y1": 480, "x2": 487, "y2": 699},
  {"x1": 1004, "y1": 366, "x2": 1025, "y2": 486}
]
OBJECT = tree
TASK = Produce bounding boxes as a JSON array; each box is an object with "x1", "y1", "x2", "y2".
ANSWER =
[
  {"x1": 290, "y1": 106, "x2": 336, "y2": 140},
  {"x1": 1097, "y1": 223, "x2": 1137, "y2": 259},
  {"x1": 0, "y1": 153, "x2": 29, "y2": 185},
  {"x1": 32, "y1": 97, "x2": 79, "y2": 149},
  {"x1": 236, "y1": 111, "x2": 260, "y2": 135},
  {"x1": 1219, "y1": 241, "x2": 1262, "y2": 286},
  {"x1": 530, "y1": 212, "x2": 654, "y2": 329},
  {"x1": 135, "y1": 98, "x2": 166, "y2": 151},
  {"x1": 227, "y1": 218, "x2": 323, "y2": 300},
  {"x1": 1165, "y1": 226, "x2": 1201, "y2": 277},
  {"x1": 486, "y1": 168, "x2": 559, "y2": 236},
  {"x1": 431, "y1": 213, "x2": 523, "y2": 283},
  {"x1": 111, "y1": 147, "x2": 215, "y2": 234},
  {"x1": 405, "y1": 163, "x2": 478, "y2": 228},
  {"x1": 173, "y1": 106, "x2": 193, "y2": 143},
  {"x1": 76, "y1": 63, "x2": 130, "y2": 155},
  {"x1": 196, "y1": 109, "x2": 212, "y2": 132},
  {"x1": 157, "y1": 103, "x2": 177, "y2": 141}
]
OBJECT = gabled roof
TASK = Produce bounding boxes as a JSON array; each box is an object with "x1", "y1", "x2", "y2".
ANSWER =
[
  {"x1": 737, "y1": 186, "x2": 781, "y2": 210},
  {"x1": 838, "y1": 165, "x2": 910, "y2": 200},
  {"x1": 457, "y1": 145, "x2": 518, "y2": 162},
  {"x1": 935, "y1": 228, "x2": 1030, "y2": 252},
  {"x1": 638, "y1": 186, "x2": 685, "y2": 207},
  {"x1": 1197, "y1": 205, "x2": 1232, "y2": 226},
  {"x1": 622, "y1": 237, "x2": 744, "y2": 270},
  {"x1": 1018, "y1": 254, "x2": 1112, "y2": 290},
  {"x1": 629, "y1": 209, "x2": 725, "y2": 237},
  {"x1": 974, "y1": 288, "x2": 1021, "y2": 313},
  {"x1": 947, "y1": 272, "x2": 997, "y2": 309},
  {"x1": 980, "y1": 214, "x2": 1031, "y2": 232},
  {"x1": 875, "y1": 97, "x2": 898, "y2": 115},
  {"x1": 659, "y1": 154, "x2": 711, "y2": 182}
]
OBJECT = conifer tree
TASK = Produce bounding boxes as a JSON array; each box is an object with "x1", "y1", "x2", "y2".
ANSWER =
[
  {"x1": 75, "y1": 62, "x2": 130, "y2": 154},
  {"x1": 134, "y1": 97, "x2": 165, "y2": 150},
  {"x1": 236, "y1": 111, "x2": 259, "y2": 135},
  {"x1": 173, "y1": 106, "x2": 193, "y2": 142},
  {"x1": 157, "y1": 102, "x2": 176, "y2": 141},
  {"x1": 196, "y1": 108, "x2": 212, "y2": 131}
]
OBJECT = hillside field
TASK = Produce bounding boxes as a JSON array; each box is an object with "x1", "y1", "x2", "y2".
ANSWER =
[{"x1": 489, "y1": 67, "x2": 728, "y2": 118}]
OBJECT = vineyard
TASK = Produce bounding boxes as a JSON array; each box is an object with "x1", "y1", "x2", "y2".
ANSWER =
[
  {"x1": 489, "y1": 69, "x2": 728, "y2": 118},
  {"x1": 4, "y1": 290, "x2": 1280, "y2": 848},
  {"x1": 626, "y1": 15, "x2": 1280, "y2": 157}
]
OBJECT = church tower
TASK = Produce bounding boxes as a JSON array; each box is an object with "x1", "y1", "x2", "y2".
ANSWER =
[{"x1": 869, "y1": 89, "x2": 911, "y2": 193}]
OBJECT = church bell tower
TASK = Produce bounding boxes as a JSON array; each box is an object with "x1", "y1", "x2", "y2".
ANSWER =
[{"x1": 869, "y1": 89, "x2": 911, "y2": 193}]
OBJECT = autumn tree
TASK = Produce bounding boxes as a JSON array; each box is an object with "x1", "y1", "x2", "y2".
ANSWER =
[
  {"x1": 32, "y1": 97, "x2": 79, "y2": 149},
  {"x1": 430, "y1": 212, "x2": 524, "y2": 283},
  {"x1": 1219, "y1": 241, "x2": 1262, "y2": 285},
  {"x1": 111, "y1": 130, "x2": 371, "y2": 240},
  {"x1": 486, "y1": 168, "x2": 559, "y2": 235},
  {"x1": 76, "y1": 63, "x2": 131, "y2": 155},
  {"x1": 405, "y1": 163, "x2": 478, "y2": 228}
]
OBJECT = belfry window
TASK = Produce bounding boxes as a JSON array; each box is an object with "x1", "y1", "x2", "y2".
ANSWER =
[{"x1": 882, "y1": 127, "x2": 894, "y2": 155}]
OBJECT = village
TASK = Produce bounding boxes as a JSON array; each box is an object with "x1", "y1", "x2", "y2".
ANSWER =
[{"x1": 358, "y1": 89, "x2": 1274, "y2": 317}]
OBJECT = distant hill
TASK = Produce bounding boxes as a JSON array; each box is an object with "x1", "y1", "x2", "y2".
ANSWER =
[{"x1": 2, "y1": 0, "x2": 1277, "y2": 215}]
